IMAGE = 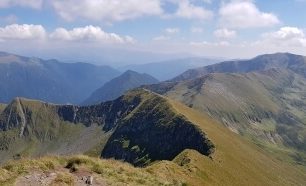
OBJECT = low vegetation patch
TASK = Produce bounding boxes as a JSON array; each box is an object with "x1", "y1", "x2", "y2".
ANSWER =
[
  {"x1": 0, "y1": 155, "x2": 173, "y2": 185},
  {"x1": 51, "y1": 172, "x2": 74, "y2": 186}
]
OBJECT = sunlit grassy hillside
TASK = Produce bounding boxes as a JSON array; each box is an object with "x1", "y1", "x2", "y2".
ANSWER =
[{"x1": 1, "y1": 93, "x2": 306, "y2": 185}]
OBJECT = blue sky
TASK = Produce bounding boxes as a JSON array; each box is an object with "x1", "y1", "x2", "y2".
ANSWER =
[{"x1": 0, "y1": 0, "x2": 305, "y2": 65}]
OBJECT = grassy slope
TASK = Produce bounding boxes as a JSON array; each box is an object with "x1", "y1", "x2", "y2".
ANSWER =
[
  {"x1": 156, "y1": 99, "x2": 306, "y2": 185},
  {"x1": 1, "y1": 97, "x2": 306, "y2": 185},
  {"x1": 0, "y1": 98, "x2": 107, "y2": 163},
  {"x1": 149, "y1": 69, "x2": 306, "y2": 164}
]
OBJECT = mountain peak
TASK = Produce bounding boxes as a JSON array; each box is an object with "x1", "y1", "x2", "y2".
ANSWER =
[
  {"x1": 172, "y1": 53, "x2": 306, "y2": 81},
  {"x1": 124, "y1": 69, "x2": 138, "y2": 74},
  {"x1": 121, "y1": 70, "x2": 153, "y2": 79},
  {"x1": 253, "y1": 52, "x2": 305, "y2": 61},
  {"x1": 83, "y1": 70, "x2": 159, "y2": 105}
]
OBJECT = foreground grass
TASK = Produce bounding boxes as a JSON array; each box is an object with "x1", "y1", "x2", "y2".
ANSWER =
[
  {"x1": 0, "y1": 156, "x2": 58, "y2": 185},
  {"x1": 0, "y1": 155, "x2": 177, "y2": 186}
]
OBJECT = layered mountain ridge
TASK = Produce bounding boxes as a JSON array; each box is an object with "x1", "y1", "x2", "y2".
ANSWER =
[
  {"x1": 120, "y1": 57, "x2": 221, "y2": 81},
  {"x1": 1, "y1": 52, "x2": 306, "y2": 185},
  {"x1": 145, "y1": 53, "x2": 306, "y2": 165},
  {"x1": 83, "y1": 70, "x2": 159, "y2": 105},
  {"x1": 0, "y1": 51, "x2": 120, "y2": 104},
  {"x1": 173, "y1": 53, "x2": 306, "y2": 81}
]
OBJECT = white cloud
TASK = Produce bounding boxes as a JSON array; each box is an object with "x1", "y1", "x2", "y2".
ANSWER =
[
  {"x1": 165, "y1": 27, "x2": 180, "y2": 34},
  {"x1": 0, "y1": 0, "x2": 42, "y2": 9},
  {"x1": 0, "y1": 24, "x2": 134, "y2": 44},
  {"x1": 175, "y1": 0, "x2": 213, "y2": 20},
  {"x1": 219, "y1": 1, "x2": 280, "y2": 29},
  {"x1": 52, "y1": 0, "x2": 163, "y2": 22},
  {"x1": 191, "y1": 27, "x2": 204, "y2": 33},
  {"x1": 0, "y1": 24, "x2": 46, "y2": 40},
  {"x1": 260, "y1": 27, "x2": 306, "y2": 47},
  {"x1": 190, "y1": 40, "x2": 230, "y2": 47},
  {"x1": 152, "y1": 35, "x2": 170, "y2": 41},
  {"x1": 52, "y1": 0, "x2": 213, "y2": 22},
  {"x1": 214, "y1": 28, "x2": 236, "y2": 39},
  {"x1": 49, "y1": 25, "x2": 134, "y2": 44}
]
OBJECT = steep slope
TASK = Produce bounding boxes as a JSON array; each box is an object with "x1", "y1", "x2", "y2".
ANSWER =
[
  {"x1": 101, "y1": 90, "x2": 214, "y2": 166},
  {"x1": 0, "y1": 51, "x2": 120, "y2": 104},
  {"x1": 0, "y1": 89, "x2": 214, "y2": 167},
  {"x1": 146, "y1": 68, "x2": 306, "y2": 164},
  {"x1": 1, "y1": 95, "x2": 306, "y2": 185},
  {"x1": 0, "y1": 98, "x2": 107, "y2": 163},
  {"x1": 173, "y1": 53, "x2": 306, "y2": 81},
  {"x1": 83, "y1": 70, "x2": 159, "y2": 105},
  {"x1": 120, "y1": 57, "x2": 220, "y2": 81},
  {"x1": 152, "y1": 101, "x2": 306, "y2": 185}
]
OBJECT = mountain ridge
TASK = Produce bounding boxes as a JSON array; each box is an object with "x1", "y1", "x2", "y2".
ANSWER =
[
  {"x1": 119, "y1": 57, "x2": 222, "y2": 81},
  {"x1": 145, "y1": 66, "x2": 306, "y2": 166},
  {"x1": 0, "y1": 51, "x2": 120, "y2": 104},
  {"x1": 0, "y1": 89, "x2": 214, "y2": 167},
  {"x1": 173, "y1": 53, "x2": 306, "y2": 81},
  {"x1": 83, "y1": 70, "x2": 159, "y2": 105},
  {"x1": 1, "y1": 89, "x2": 306, "y2": 185}
]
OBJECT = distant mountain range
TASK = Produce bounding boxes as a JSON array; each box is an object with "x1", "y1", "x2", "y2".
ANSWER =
[
  {"x1": 173, "y1": 53, "x2": 306, "y2": 81},
  {"x1": 83, "y1": 70, "x2": 159, "y2": 105},
  {"x1": 145, "y1": 53, "x2": 306, "y2": 165},
  {"x1": 119, "y1": 57, "x2": 222, "y2": 81},
  {"x1": 0, "y1": 52, "x2": 306, "y2": 185},
  {"x1": 0, "y1": 52, "x2": 120, "y2": 104}
]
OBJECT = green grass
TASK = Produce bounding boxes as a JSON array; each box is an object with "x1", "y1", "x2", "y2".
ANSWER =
[
  {"x1": 0, "y1": 97, "x2": 108, "y2": 163},
  {"x1": 251, "y1": 119, "x2": 276, "y2": 132},
  {"x1": 165, "y1": 99, "x2": 306, "y2": 186}
]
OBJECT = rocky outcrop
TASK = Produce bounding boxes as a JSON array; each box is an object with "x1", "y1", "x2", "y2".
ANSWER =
[{"x1": 58, "y1": 94, "x2": 142, "y2": 131}]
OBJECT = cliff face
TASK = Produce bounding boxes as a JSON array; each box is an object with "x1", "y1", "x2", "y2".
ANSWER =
[
  {"x1": 0, "y1": 89, "x2": 215, "y2": 166},
  {"x1": 57, "y1": 95, "x2": 141, "y2": 131}
]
